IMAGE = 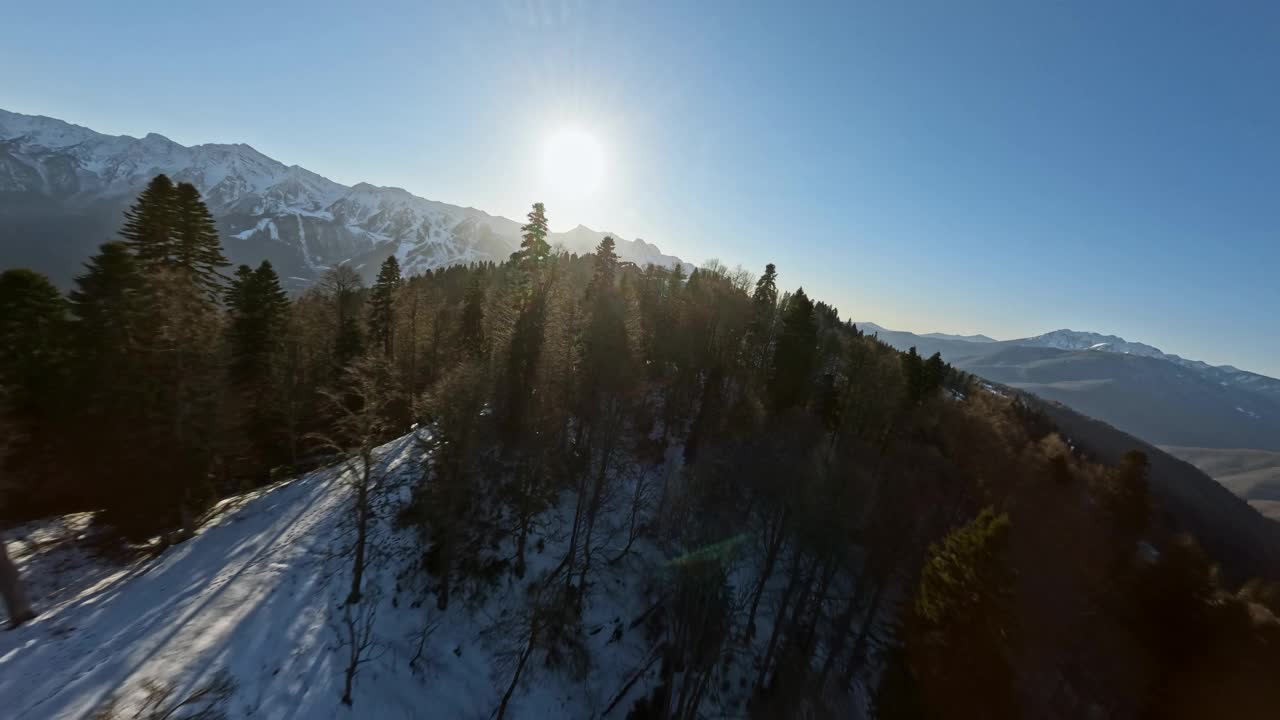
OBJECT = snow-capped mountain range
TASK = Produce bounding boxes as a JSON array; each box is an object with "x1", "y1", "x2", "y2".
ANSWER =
[
  {"x1": 859, "y1": 322, "x2": 1280, "y2": 403},
  {"x1": 860, "y1": 322, "x2": 1269, "y2": 392},
  {"x1": 0, "y1": 108, "x2": 687, "y2": 286},
  {"x1": 1015, "y1": 329, "x2": 1280, "y2": 396}
]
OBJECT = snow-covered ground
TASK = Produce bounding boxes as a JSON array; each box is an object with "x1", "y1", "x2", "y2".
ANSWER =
[{"x1": 0, "y1": 432, "x2": 687, "y2": 719}]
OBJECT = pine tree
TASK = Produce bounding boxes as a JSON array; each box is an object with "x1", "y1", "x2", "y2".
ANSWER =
[
  {"x1": 98, "y1": 192, "x2": 233, "y2": 536},
  {"x1": 0, "y1": 269, "x2": 68, "y2": 512},
  {"x1": 1109, "y1": 450, "x2": 1151, "y2": 540},
  {"x1": 587, "y1": 236, "x2": 619, "y2": 295},
  {"x1": 752, "y1": 263, "x2": 779, "y2": 312},
  {"x1": 120, "y1": 174, "x2": 179, "y2": 268},
  {"x1": 69, "y1": 243, "x2": 146, "y2": 384},
  {"x1": 368, "y1": 256, "x2": 402, "y2": 358},
  {"x1": 511, "y1": 202, "x2": 552, "y2": 289},
  {"x1": 418, "y1": 361, "x2": 488, "y2": 609},
  {"x1": 0, "y1": 269, "x2": 68, "y2": 417},
  {"x1": 68, "y1": 242, "x2": 148, "y2": 450},
  {"x1": 320, "y1": 265, "x2": 365, "y2": 370},
  {"x1": 746, "y1": 262, "x2": 779, "y2": 374},
  {"x1": 519, "y1": 203, "x2": 551, "y2": 264},
  {"x1": 131, "y1": 267, "x2": 228, "y2": 537},
  {"x1": 226, "y1": 261, "x2": 291, "y2": 470},
  {"x1": 581, "y1": 238, "x2": 631, "y2": 415},
  {"x1": 173, "y1": 182, "x2": 230, "y2": 300},
  {"x1": 768, "y1": 287, "x2": 818, "y2": 413},
  {"x1": 908, "y1": 507, "x2": 1016, "y2": 720},
  {"x1": 458, "y1": 274, "x2": 487, "y2": 359}
]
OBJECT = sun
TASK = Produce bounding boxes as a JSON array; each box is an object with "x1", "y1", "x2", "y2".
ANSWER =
[{"x1": 541, "y1": 128, "x2": 606, "y2": 200}]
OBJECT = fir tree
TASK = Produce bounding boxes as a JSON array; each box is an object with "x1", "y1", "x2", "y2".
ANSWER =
[
  {"x1": 746, "y1": 262, "x2": 779, "y2": 373},
  {"x1": 120, "y1": 174, "x2": 179, "y2": 268},
  {"x1": 458, "y1": 274, "x2": 487, "y2": 359},
  {"x1": 320, "y1": 265, "x2": 365, "y2": 370},
  {"x1": 368, "y1": 256, "x2": 402, "y2": 358},
  {"x1": 0, "y1": 269, "x2": 69, "y2": 511},
  {"x1": 0, "y1": 269, "x2": 68, "y2": 417},
  {"x1": 587, "y1": 236, "x2": 619, "y2": 294},
  {"x1": 908, "y1": 507, "x2": 1016, "y2": 720},
  {"x1": 768, "y1": 287, "x2": 818, "y2": 413},
  {"x1": 511, "y1": 202, "x2": 552, "y2": 289},
  {"x1": 173, "y1": 182, "x2": 230, "y2": 299},
  {"x1": 229, "y1": 258, "x2": 293, "y2": 471},
  {"x1": 69, "y1": 243, "x2": 147, "y2": 428}
]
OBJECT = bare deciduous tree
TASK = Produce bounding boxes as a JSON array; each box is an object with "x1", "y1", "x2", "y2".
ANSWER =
[{"x1": 309, "y1": 353, "x2": 402, "y2": 606}]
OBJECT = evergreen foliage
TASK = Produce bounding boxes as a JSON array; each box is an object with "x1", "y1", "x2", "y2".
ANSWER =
[
  {"x1": 368, "y1": 256, "x2": 402, "y2": 358},
  {"x1": 768, "y1": 286, "x2": 817, "y2": 413},
  {"x1": 173, "y1": 181, "x2": 230, "y2": 300},
  {"x1": 120, "y1": 174, "x2": 179, "y2": 267}
]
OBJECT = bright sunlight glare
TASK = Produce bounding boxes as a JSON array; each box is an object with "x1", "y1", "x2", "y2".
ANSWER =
[{"x1": 541, "y1": 128, "x2": 606, "y2": 201}]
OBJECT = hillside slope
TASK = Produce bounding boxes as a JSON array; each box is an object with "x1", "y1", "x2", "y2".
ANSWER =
[
  {"x1": 1022, "y1": 396, "x2": 1280, "y2": 582},
  {"x1": 0, "y1": 433, "x2": 665, "y2": 720},
  {"x1": 1163, "y1": 446, "x2": 1280, "y2": 521},
  {"x1": 859, "y1": 324, "x2": 1280, "y2": 451}
]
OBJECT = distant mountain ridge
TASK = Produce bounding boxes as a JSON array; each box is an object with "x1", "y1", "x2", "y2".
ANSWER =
[
  {"x1": 860, "y1": 322, "x2": 1280, "y2": 401},
  {"x1": 858, "y1": 321, "x2": 1280, "y2": 452},
  {"x1": 0, "y1": 108, "x2": 688, "y2": 286}
]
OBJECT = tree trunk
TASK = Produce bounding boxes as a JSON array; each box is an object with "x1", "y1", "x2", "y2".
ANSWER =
[
  {"x1": 745, "y1": 507, "x2": 787, "y2": 640},
  {"x1": 768, "y1": 554, "x2": 822, "y2": 688},
  {"x1": 816, "y1": 590, "x2": 861, "y2": 692},
  {"x1": 578, "y1": 428, "x2": 617, "y2": 589},
  {"x1": 563, "y1": 470, "x2": 587, "y2": 590},
  {"x1": 347, "y1": 452, "x2": 371, "y2": 605},
  {"x1": 0, "y1": 542, "x2": 35, "y2": 628},
  {"x1": 755, "y1": 550, "x2": 807, "y2": 691},
  {"x1": 843, "y1": 578, "x2": 890, "y2": 689},
  {"x1": 795, "y1": 553, "x2": 839, "y2": 660},
  {"x1": 495, "y1": 619, "x2": 539, "y2": 720}
]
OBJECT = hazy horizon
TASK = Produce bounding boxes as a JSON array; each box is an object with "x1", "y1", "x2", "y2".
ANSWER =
[{"x1": 5, "y1": 1, "x2": 1278, "y2": 376}]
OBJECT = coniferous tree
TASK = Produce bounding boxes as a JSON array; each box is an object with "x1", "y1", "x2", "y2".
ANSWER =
[
  {"x1": 226, "y1": 261, "x2": 291, "y2": 470},
  {"x1": 69, "y1": 243, "x2": 147, "y2": 413},
  {"x1": 417, "y1": 361, "x2": 488, "y2": 609},
  {"x1": 907, "y1": 507, "x2": 1016, "y2": 720},
  {"x1": 587, "y1": 236, "x2": 619, "y2": 294},
  {"x1": 511, "y1": 202, "x2": 551, "y2": 289},
  {"x1": 68, "y1": 242, "x2": 148, "y2": 464},
  {"x1": 173, "y1": 181, "x2": 230, "y2": 299},
  {"x1": 746, "y1": 262, "x2": 779, "y2": 373},
  {"x1": 128, "y1": 267, "x2": 228, "y2": 538},
  {"x1": 368, "y1": 256, "x2": 402, "y2": 358},
  {"x1": 320, "y1": 265, "x2": 365, "y2": 370},
  {"x1": 120, "y1": 174, "x2": 179, "y2": 268},
  {"x1": 98, "y1": 179, "x2": 235, "y2": 536},
  {"x1": 0, "y1": 269, "x2": 68, "y2": 511},
  {"x1": 768, "y1": 287, "x2": 818, "y2": 414},
  {"x1": 0, "y1": 269, "x2": 68, "y2": 418},
  {"x1": 458, "y1": 275, "x2": 487, "y2": 359}
]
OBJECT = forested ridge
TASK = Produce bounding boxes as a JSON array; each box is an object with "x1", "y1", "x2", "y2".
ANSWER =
[{"x1": 2, "y1": 177, "x2": 1279, "y2": 718}]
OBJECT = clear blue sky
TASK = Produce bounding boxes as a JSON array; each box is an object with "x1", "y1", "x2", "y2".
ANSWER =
[{"x1": 4, "y1": 1, "x2": 1278, "y2": 375}]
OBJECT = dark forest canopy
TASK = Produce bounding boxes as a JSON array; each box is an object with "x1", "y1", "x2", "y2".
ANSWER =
[{"x1": 1, "y1": 178, "x2": 1279, "y2": 718}]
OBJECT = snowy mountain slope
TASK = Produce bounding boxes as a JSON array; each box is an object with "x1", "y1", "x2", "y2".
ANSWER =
[
  {"x1": 860, "y1": 321, "x2": 1280, "y2": 404},
  {"x1": 0, "y1": 431, "x2": 778, "y2": 720},
  {"x1": 857, "y1": 322, "x2": 995, "y2": 344},
  {"x1": 1012, "y1": 329, "x2": 1280, "y2": 398},
  {"x1": 0, "y1": 108, "x2": 688, "y2": 286},
  {"x1": 919, "y1": 331, "x2": 997, "y2": 343},
  {"x1": 0, "y1": 435, "x2": 424, "y2": 719}
]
